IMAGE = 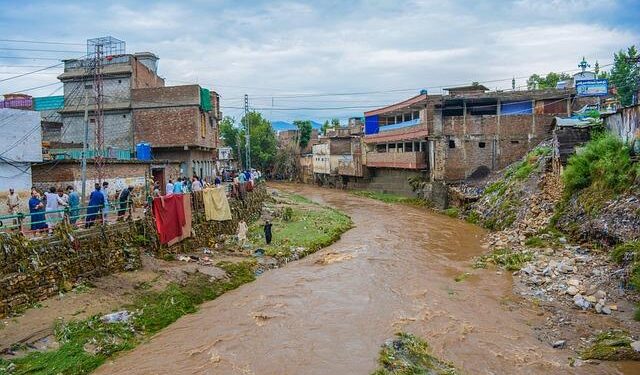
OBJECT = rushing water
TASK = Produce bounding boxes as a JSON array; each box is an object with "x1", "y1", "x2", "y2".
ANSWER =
[{"x1": 95, "y1": 185, "x2": 638, "y2": 374}]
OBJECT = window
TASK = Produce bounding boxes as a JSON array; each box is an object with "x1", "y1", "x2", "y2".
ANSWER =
[
  {"x1": 376, "y1": 144, "x2": 387, "y2": 153},
  {"x1": 405, "y1": 142, "x2": 413, "y2": 152},
  {"x1": 84, "y1": 84, "x2": 93, "y2": 90},
  {"x1": 479, "y1": 142, "x2": 486, "y2": 148},
  {"x1": 413, "y1": 111, "x2": 420, "y2": 120},
  {"x1": 200, "y1": 112, "x2": 206, "y2": 138},
  {"x1": 122, "y1": 114, "x2": 126, "y2": 118},
  {"x1": 449, "y1": 140, "x2": 456, "y2": 148},
  {"x1": 511, "y1": 140, "x2": 520, "y2": 144},
  {"x1": 118, "y1": 79, "x2": 122, "y2": 84}
]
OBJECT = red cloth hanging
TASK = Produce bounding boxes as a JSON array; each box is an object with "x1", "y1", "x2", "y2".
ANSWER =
[{"x1": 153, "y1": 194, "x2": 186, "y2": 244}]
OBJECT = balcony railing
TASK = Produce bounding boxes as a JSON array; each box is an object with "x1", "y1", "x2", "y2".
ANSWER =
[
  {"x1": 49, "y1": 148, "x2": 134, "y2": 161},
  {"x1": 366, "y1": 151, "x2": 428, "y2": 169}
]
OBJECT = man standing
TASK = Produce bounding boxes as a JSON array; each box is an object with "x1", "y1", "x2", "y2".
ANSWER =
[
  {"x1": 165, "y1": 179, "x2": 174, "y2": 195},
  {"x1": 67, "y1": 186, "x2": 80, "y2": 225},
  {"x1": 173, "y1": 177, "x2": 183, "y2": 194},
  {"x1": 264, "y1": 220, "x2": 273, "y2": 245},
  {"x1": 85, "y1": 183, "x2": 104, "y2": 228},
  {"x1": 101, "y1": 181, "x2": 110, "y2": 223},
  {"x1": 117, "y1": 186, "x2": 134, "y2": 220},
  {"x1": 44, "y1": 187, "x2": 59, "y2": 233},
  {"x1": 191, "y1": 175, "x2": 203, "y2": 192},
  {"x1": 6, "y1": 188, "x2": 20, "y2": 223}
]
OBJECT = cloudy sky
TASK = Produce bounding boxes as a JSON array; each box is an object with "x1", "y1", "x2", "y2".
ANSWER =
[{"x1": 1, "y1": 0, "x2": 638, "y2": 122}]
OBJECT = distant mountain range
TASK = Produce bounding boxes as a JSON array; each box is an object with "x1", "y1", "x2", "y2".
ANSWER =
[{"x1": 271, "y1": 120, "x2": 323, "y2": 132}]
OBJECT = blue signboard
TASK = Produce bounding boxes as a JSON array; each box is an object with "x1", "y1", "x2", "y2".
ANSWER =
[{"x1": 575, "y1": 79, "x2": 608, "y2": 97}]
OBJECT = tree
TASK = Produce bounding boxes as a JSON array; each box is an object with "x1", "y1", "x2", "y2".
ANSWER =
[
  {"x1": 610, "y1": 45, "x2": 639, "y2": 106},
  {"x1": 293, "y1": 120, "x2": 313, "y2": 149},
  {"x1": 273, "y1": 140, "x2": 300, "y2": 180},
  {"x1": 239, "y1": 111, "x2": 277, "y2": 171},
  {"x1": 527, "y1": 72, "x2": 571, "y2": 90},
  {"x1": 219, "y1": 116, "x2": 242, "y2": 165},
  {"x1": 331, "y1": 118, "x2": 340, "y2": 127}
]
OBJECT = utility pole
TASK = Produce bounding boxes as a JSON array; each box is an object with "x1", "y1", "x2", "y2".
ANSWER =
[
  {"x1": 81, "y1": 90, "x2": 89, "y2": 203},
  {"x1": 244, "y1": 94, "x2": 251, "y2": 170}
]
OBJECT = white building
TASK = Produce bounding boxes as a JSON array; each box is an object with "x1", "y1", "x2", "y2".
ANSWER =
[{"x1": 0, "y1": 108, "x2": 43, "y2": 195}]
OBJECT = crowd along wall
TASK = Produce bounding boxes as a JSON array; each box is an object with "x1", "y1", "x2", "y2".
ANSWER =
[{"x1": 0, "y1": 185, "x2": 268, "y2": 317}]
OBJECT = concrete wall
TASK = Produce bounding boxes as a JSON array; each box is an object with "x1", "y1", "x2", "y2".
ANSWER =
[
  {"x1": 0, "y1": 163, "x2": 32, "y2": 199},
  {"x1": 364, "y1": 168, "x2": 422, "y2": 196},
  {"x1": 63, "y1": 77, "x2": 131, "y2": 108},
  {"x1": 605, "y1": 105, "x2": 640, "y2": 149},
  {"x1": 61, "y1": 110, "x2": 133, "y2": 150},
  {"x1": 0, "y1": 109, "x2": 42, "y2": 162}
]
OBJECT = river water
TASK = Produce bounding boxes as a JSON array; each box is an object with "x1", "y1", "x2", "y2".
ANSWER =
[{"x1": 95, "y1": 185, "x2": 637, "y2": 374}]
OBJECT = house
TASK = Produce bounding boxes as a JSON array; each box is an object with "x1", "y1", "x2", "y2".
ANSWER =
[
  {"x1": 0, "y1": 108, "x2": 42, "y2": 195},
  {"x1": 362, "y1": 87, "x2": 576, "y2": 203}
]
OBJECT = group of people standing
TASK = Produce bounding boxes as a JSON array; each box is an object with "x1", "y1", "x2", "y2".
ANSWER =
[
  {"x1": 4, "y1": 182, "x2": 135, "y2": 234},
  {"x1": 157, "y1": 175, "x2": 221, "y2": 197}
]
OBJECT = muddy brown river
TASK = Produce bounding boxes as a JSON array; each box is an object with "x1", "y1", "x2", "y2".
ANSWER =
[{"x1": 95, "y1": 185, "x2": 638, "y2": 374}]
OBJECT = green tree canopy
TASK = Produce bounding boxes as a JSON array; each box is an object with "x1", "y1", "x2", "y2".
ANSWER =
[
  {"x1": 527, "y1": 72, "x2": 571, "y2": 90},
  {"x1": 219, "y1": 116, "x2": 242, "y2": 165},
  {"x1": 610, "y1": 45, "x2": 639, "y2": 106},
  {"x1": 240, "y1": 111, "x2": 277, "y2": 171},
  {"x1": 293, "y1": 120, "x2": 313, "y2": 149}
]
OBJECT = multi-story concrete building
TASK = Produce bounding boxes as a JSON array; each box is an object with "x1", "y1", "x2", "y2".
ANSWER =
[
  {"x1": 0, "y1": 108, "x2": 42, "y2": 196},
  {"x1": 57, "y1": 52, "x2": 165, "y2": 152},
  {"x1": 362, "y1": 86, "x2": 576, "y2": 202},
  {"x1": 311, "y1": 118, "x2": 365, "y2": 187}
]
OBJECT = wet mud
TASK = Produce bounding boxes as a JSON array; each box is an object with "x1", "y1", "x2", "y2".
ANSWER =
[{"x1": 94, "y1": 184, "x2": 638, "y2": 375}]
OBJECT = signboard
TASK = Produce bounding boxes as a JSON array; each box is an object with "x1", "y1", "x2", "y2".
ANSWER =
[
  {"x1": 218, "y1": 147, "x2": 232, "y2": 160},
  {"x1": 576, "y1": 79, "x2": 608, "y2": 97},
  {"x1": 0, "y1": 98, "x2": 33, "y2": 109}
]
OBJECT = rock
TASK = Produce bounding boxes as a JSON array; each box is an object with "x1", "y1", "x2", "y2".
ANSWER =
[
  {"x1": 631, "y1": 341, "x2": 640, "y2": 353},
  {"x1": 595, "y1": 290, "x2": 607, "y2": 300},
  {"x1": 595, "y1": 303, "x2": 603, "y2": 314},
  {"x1": 602, "y1": 306, "x2": 612, "y2": 315},
  {"x1": 559, "y1": 237, "x2": 567, "y2": 244},
  {"x1": 556, "y1": 262, "x2": 574, "y2": 273},
  {"x1": 566, "y1": 286, "x2": 579, "y2": 296},
  {"x1": 567, "y1": 279, "x2": 581, "y2": 287},
  {"x1": 585, "y1": 295, "x2": 597, "y2": 303},
  {"x1": 608, "y1": 304, "x2": 618, "y2": 311},
  {"x1": 521, "y1": 265, "x2": 534, "y2": 275},
  {"x1": 552, "y1": 340, "x2": 566, "y2": 349},
  {"x1": 573, "y1": 294, "x2": 590, "y2": 310}
]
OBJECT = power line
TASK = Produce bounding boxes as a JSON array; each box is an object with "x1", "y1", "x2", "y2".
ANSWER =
[
  {"x1": 0, "y1": 56, "x2": 62, "y2": 61},
  {"x1": 0, "y1": 47, "x2": 84, "y2": 53},
  {"x1": 0, "y1": 62, "x2": 64, "y2": 82},
  {"x1": 0, "y1": 38, "x2": 84, "y2": 46}
]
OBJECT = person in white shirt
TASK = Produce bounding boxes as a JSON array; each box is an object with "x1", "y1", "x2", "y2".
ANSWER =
[
  {"x1": 165, "y1": 179, "x2": 174, "y2": 195},
  {"x1": 44, "y1": 187, "x2": 60, "y2": 232},
  {"x1": 191, "y1": 175, "x2": 203, "y2": 192}
]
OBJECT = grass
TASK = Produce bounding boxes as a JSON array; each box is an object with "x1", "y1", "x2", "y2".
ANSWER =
[
  {"x1": 351, "y1": 190, "x2": 427, "y2": 207},
  {"x1": 609, "y1": 241, "x2": 640, "y2": 316},
  {"x1": 524, "y1": 236, "x2": 545, "y2": 248},
  {"x1": 443, "y1": 208, "x2": 459, "y2": 218},
  {"x1": 249, "y1": 193, "x2": 353, "y2": 259},
  {"x1": 372, "y1": 332, "x2": 458, "y2": 375},
  {"x1": 454, "y1": 272, "x2": 470, "y2": 282},
  {"x1": 580, "y1": 330, "x2": 640, "y2": 361},
  {"x1": 473, "y1": 248, "x2": 533, "y2": 271},
  {"x1": 0, "y1": 261, "x2": 257, "y2": 375}
]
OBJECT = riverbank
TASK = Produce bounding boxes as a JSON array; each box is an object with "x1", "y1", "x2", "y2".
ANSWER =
[{"x1": 0, "y1": 188, "x2": 353, "y2": 375}]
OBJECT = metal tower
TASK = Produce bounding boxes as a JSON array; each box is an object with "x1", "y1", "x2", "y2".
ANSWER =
[
  {"x1": 86, "y1": 36, "x2": 125, "y2": 182},
  {"x1": 244, "y1": 94, "x2": 251, "y2": 170}
]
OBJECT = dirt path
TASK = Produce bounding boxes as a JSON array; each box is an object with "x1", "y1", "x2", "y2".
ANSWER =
[{"x1": 94, "y1": 184, "x2": 636, "y2": 374}]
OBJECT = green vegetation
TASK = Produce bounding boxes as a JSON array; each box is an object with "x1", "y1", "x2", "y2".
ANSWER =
[
  {"x1": 454, "y1": 272, "x2": 470, "y2": 282},
  {"x1": 372, "y1": 332, "x2": 458, "y2": 375},
  {"x1": 219, "y1": 113, "x2": 277, "y2": 170},
  {"x1": 0, "y1": 261, "x2": 257, "y2": 375},
  {"x1": 563, "y1": 134, "x2": 639, "y2": 212},
  {"x1": 524, "y1": 236, "x2": 545, "y2": 248},
  {"x1": 249, "y1": 193, "x2": 352, "y2": 259},
  {"x1": 581, "y1": 330, "x2": 640, "y2": 361},
  {"x1": 443, "y1": 207, "x2": 459, "y2": 218},
  {"x1": 610, "y1": 45, "x2": 640, "y2": 106},
  {"x1": 610, "y1": 241, "x2": 640, "y2": 292},
  {"x1": 474, "y1": 248, "x2": 533, "y2": 271},
  {"x1": 527, "y1": 72, "x2": 571, "y2": 90},
  {"x1": 293, "y1": 120, "x2": 313, "y2": 149},
  {"x1": 351, "y1": 190, "x2": 427, "y2": 207},
  {"x1": 465, "y1": 210, "x2": 480, "y2": 224}
]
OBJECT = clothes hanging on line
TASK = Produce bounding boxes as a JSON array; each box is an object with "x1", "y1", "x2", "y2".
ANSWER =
[{"x1": 203, "y1": 187, "x2": 233, "y2": 221}]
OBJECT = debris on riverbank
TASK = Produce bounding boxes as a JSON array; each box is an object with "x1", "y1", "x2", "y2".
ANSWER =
[
  {"x1": 372, "y1": 333, "x2": 458, "y2": 375},
  {"x1": 454, "y1": 138, "x2": 640, "y2": 362}
]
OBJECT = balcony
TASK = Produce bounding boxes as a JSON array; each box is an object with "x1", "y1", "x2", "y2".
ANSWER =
[{"x1": 366, "y1": 151, "x2": 428, "y2": 169}]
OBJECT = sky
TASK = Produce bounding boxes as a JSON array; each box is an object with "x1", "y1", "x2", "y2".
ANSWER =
[{"x1": 0, "y1": 0, "x2": 639, "y2": 123}]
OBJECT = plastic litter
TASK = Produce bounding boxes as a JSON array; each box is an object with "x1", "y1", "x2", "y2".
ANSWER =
[
  {"x1": 101, "y1": 310, "x2": 131, "y2": 324},
  {"x1": 253, "y1": 248, "x2": 265, "y2": 257}
]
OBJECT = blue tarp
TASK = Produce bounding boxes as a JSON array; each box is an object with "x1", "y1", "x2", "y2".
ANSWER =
[
  {"x1": 364, "y1": 115, "x2": 379, "y2": 135},
  {"x1": 501, "y1": 101, "x2": 532, "y2": 115}
]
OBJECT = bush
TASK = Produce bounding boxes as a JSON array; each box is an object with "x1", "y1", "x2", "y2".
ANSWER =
[
  {"x1": 443, "y1": 207, "x2": 459, "y2": 218},
  {"x1": 563, "y1": 134, "x2": 638, "y2": 196}
]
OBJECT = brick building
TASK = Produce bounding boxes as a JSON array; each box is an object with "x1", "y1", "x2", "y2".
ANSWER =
[
  {"x1": 132, "y1": 84, "x2": 221, "y2": 183},
  {"x1": 57, "y1": 52, "x2": 165, "y2": 152},
  {"x1": 361, "y1": 87, "x2": 577, "y2": 199},
  {"x1": 311, "y1": 119, "x2": 364, "y2": 187}
]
